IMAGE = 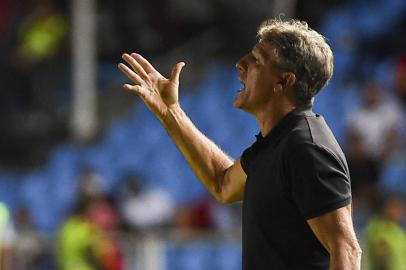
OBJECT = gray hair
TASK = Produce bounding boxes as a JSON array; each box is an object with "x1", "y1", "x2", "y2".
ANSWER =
[{"x1": 258, "y1": 18, "x2": 334, "y2": 104}]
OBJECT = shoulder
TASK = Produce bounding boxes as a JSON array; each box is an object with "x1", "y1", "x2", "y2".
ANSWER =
[
  {"x1": 284, "y1": 141, "x2": 337, "y2": 167},
  {"x1": 282, "y1": 114, "x2": 323, "y2": 152},
  {"x1": 284, "y1": 114, "x2": 346, "y2": 165},
  {"x1": 282, "y1": 116, "x2": 313, "y2": 151}
]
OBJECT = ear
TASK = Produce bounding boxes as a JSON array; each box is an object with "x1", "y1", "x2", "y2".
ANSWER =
[{"x1": 279, "y1": 72, "x2": 296, "y2": 89}]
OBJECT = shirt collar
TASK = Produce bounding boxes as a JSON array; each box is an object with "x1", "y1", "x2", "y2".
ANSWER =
[{"x1": 255, "y1": 104, "x2": 315, "y2": 147}]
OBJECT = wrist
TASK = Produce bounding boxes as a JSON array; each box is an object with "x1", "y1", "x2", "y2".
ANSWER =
[{"x1": 160, "y1": 103, "x2": 183, "y2": 127}]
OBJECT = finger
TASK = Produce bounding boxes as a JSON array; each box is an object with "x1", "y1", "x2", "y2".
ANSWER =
[
  {"x1": 131, "y1": 53, "x2": 158, "y2": 74},
  {"x1": 118, "y1": 63, "x2": 143, "y2": 85},
  {"x1": 122, "y1": 53, "x2": 148, "y2": 79},
  {"x1": 170, "y1": 62, "x2": 185, "y2": 84},
  {"x1": 123, "y1": 84, "x2": 148, "y2": 99}
]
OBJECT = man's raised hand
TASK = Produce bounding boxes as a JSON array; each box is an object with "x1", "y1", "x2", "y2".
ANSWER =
[{"x1": 118, "y1": 53, "x2": 185, "y2": 121}]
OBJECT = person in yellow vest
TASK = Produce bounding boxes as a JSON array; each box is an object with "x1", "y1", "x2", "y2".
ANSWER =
[
  {"x1": 364, "y1": 193, "x2": 406, "y2": 270},
  {"x1": 17, "y1": 0, "x2": 67, "y2": 64},
  {"x1": 57, "y1": 198, "x2": 106, "y2": 270},
  {"x1": 0, "y1": 202, "x2": 15, "y2": 270}
]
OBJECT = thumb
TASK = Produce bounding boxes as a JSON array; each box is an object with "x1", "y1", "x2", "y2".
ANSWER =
[{"x1": 170, "y1": 62, "x2": 185, "y2": 84}]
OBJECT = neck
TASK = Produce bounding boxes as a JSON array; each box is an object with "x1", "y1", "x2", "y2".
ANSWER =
[{"x1": 255, "y1": 98, "x2": 296, "y2": 137}]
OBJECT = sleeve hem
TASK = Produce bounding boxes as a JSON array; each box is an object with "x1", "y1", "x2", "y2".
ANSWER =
[{"x1": 304, "y1": 197, "x2": 352, "y2": 220}]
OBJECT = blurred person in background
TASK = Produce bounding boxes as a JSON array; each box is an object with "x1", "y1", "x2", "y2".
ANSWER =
[
  {"x1": 0, "y1": 202, "x2": 15, "y2": 270},
  {"x1": 13, "y1": 205, "x2": 46, "y2": 270},
  {"x1": 364, "y1": 193, "x2": 406, "y2": 270},
  {"x1": 86, "y1": 197, "x2": 123, "y2": 270},
  {"x1": 10, "y1": 0, "x2": 67, "y2": 112},
  {"x1": 1, "y1": 0, "x2": 69, "y2": 168},
  {"x1": 373, "y1": 53, "x2": 406, "y2": 201},
  {"x1": 57, "y1": 197, "x2": 105, "y2": 270},
  {"x1": 346, "y1": 132, "x2": 380, "y2": 196},
  {"x1": 82, "y1": 170, "x2": 123, "y2": 270},
  {"x1": 77, "y1": 168, "x2": 123, "y2": 270},
  {"x1": 345, "y1": 80, "x2": 405, "y2": 229},
  {"x1": 346, "y1": 81, "x2": 403, "y2": 164},
  {"x1": 394, "y1": 55, "x2": 406, "y2": 109},
  {"x1": 345, "y1": 131, "x2": 380, "y2": 229},
  {"x1": 175, "y1": 195, "x2": 214, "y2": 232},
  {"x1": 175, "y1": 194, "x2": 241, "y2": 234},
  {"x1": 76, "y1": 167, "x2": 106, "y2": 203},
  {"x1": 58, "y1": 168, "x2": 123, "y2": 270},
  {"x1": 116, "y1": 173, "x2": 175, "y2": 231},
  {"x1": 118, "y1": 18, "x2": 361, "y2": 269},
  {"x1": 15, "y1": 0, "x2": 67, "y2": 65}
]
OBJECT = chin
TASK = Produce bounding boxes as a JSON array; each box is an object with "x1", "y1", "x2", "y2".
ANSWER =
[
  {"x1": 233, "y1": 98, "x2": 244, "y2": 109},
  {"x1": 233, "y1": 101, "x2": 250, "y2": 114},
  {"x1": 233, "y1": 91, "x2": 247, "y2": 108}
]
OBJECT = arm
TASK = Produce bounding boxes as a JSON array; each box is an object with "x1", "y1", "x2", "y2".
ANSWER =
[
  {"x1": 307, "y1": 205, "x2": 362, "y2": 270},
  {"x1": 160, "y1": 105, "x2": 247, "y2": 203},
  {"x1": 118, "y1": 53, "x2": 246, "y2": 203}
]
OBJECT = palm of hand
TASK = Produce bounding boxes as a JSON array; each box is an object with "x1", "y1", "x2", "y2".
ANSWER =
[{"x1": 118, "y1": 53, "x2": 184, "y2": 118}]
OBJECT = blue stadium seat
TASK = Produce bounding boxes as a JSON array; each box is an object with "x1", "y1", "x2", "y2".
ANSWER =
[
  {"x1": 0, "y1": 173, "x2": 20, "y2": 212},
  {"x1": 44, "y1": 144, "x2": 81, "y2": 220},
  {"x1": 19, "y1": 171, "x2": 57, "y2": 231},
  {"x1": 380, "y1": 155, "x2": 406, "y2": 195},
  {"x1": 166, "y1": 242, "x2": 216, "y2": 270},
  {"x1": 352, "y1": 0, "x2": 406, "y2": 38},
  {"x1": 80, "y1": 146, "x2": 119, "y2": 192},
  {"x1": 214, "y1": 243, "x2": 242, "y2": 270}
]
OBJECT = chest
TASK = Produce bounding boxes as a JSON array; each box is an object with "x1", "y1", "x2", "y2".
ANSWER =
[{"x1": 243, "y1": 145, "x2": 293, "y2": 219}]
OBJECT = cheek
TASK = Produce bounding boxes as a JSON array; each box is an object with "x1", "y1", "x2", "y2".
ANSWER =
[
  {"x1": 249, "y1": 68, "x2": 269, "y2": 86},
  {"x1": 245, "y1": 71, "x2": 260, "y2": 93},
  {"x1": 251, "y1": 72, "x2": 271, "y2": 92}
]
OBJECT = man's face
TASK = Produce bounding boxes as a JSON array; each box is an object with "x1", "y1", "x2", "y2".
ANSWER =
[{"x1": 234, "y1": 41, "x2": 282, "y2": 113}]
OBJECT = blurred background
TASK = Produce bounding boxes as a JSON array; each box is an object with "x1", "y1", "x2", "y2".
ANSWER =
[{"x1": 0, "y1": 0, "x2": 406, "y2": 269}]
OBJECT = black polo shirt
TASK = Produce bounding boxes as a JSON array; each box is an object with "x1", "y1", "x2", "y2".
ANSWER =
[{"x1": 241, "y1": 104, "x2": 351, "y2": 270}]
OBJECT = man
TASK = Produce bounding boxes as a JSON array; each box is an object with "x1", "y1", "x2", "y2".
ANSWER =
[
  {"x1": 0, "y1": 202, "x2": 15, "y2": 270},
  {"x1": 364, "y1": 193, "x2": 406, "y2": 270},
  {"x1": 118, "y1": 19, "x2": 361, "y2": 269}
]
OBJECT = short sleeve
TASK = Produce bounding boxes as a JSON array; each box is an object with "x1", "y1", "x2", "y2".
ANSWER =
[{"x1": 286, "y1": 143, "x2": 352, "y2": 220}]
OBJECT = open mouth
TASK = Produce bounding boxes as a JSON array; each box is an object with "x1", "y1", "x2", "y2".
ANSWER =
[{"x1": 238, "y1": 81, "x2": 246, "y2": 92}]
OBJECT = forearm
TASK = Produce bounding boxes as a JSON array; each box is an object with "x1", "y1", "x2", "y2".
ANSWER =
[
  {"x1": 160, "y1": 104, "x2": 234, "y2": 201},
  {"x1": 308, "y1": 206, "x2": 362, "y2": 270},
  {"x1": 330, "y1": 244, "x2": 362, "y2": 270}
]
